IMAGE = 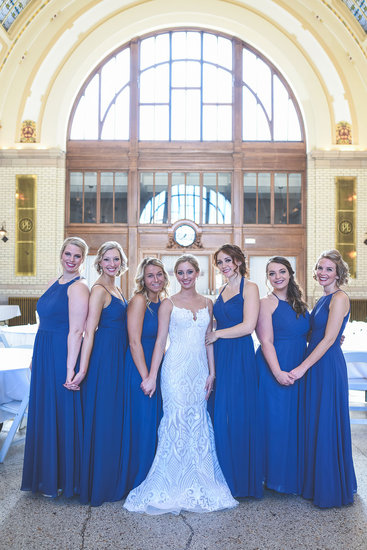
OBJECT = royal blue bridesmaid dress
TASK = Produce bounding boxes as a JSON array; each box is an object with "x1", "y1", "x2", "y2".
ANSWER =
[
  {"x1": 21, "y1": 277, "x2": 83, "y2": 497},
  {"x1": 210, "y1": 277, "x2": 263, "y2": 498},
  {"x1": 80, "y1": 286, "x2": 127, "y2": 506},
  {"x1": 256, "y1": 296, "x2": 310, "y2": 494},
  {"x1": 300, "y1": 290, "x2": 357, "y2": 507},
  {"x1": 117, "y1": 301, "x2": 162, "y2": 498}
]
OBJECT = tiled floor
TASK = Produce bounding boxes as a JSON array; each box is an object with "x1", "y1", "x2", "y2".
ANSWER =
[{"x1": 1, "y1": 423, "x2": 366, "y2": 550}]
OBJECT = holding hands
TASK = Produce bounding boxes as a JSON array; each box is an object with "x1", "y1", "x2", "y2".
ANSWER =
[{"x1": 141, "y1": 375, "x2": 156, "y2": 398}]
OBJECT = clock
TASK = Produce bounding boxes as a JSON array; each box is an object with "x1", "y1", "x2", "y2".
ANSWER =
[{"x1": 174, "y1": 224, "x2": 196, "y2": 247}]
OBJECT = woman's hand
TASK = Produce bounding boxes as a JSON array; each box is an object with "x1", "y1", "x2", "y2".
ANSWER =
[
  {"x1": 289, "y1": 364, "x2": 308, "y2": 381},
  {"x1": 274, "y1": 370, "x2": 295, "y2": 386},
  {"x1": 204, "y1": 374, "x2": 215, "y2": 400},
  {"x1": 140, "y1": 375, "x2": 157, "y2": 398},
  {"x1": 205, "y1": 331, "x2": 218, "y2": 345},
  {"x1": 64, "y1": 368, "x2": 80, "y2": 391}
]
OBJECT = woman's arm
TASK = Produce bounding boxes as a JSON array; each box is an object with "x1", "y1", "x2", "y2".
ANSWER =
[
  {"x1": 204, "y1": 300, "x2": 216, "y2": 399},
  {"x1": 290, "y1": 292, "x2": 349, "y2": 380},
  {"x1": 127, "y1": 295, "x2": 149, "y2": 381},
  {"x1": 64, "y1": 284, "x2": 104, "y2": 389},
  {"x1": 206, "y1": 280, "x2": 260, "y2": 344},
  {"x1": 140, "y1": 299, "x2": 172, "y2": 398},
  {"x1": 256, "y1": 296, "x2": 295, "y2": 386}
]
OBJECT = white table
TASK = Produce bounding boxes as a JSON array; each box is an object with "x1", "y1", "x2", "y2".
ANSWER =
[
  {"x1": 0, "y1": 324, "x2": 37, "y2": 348},
  {"x1": 0, "y1": 348, "x2": 32, "y2": 462},
  {"x1": 0, "y1": 305, "x2": 21, "y2": 322}
]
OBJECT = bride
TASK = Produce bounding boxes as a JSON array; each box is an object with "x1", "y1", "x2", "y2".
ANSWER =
[{"x1": 123, "y1": 254, "x2": 237, "y2": 515}]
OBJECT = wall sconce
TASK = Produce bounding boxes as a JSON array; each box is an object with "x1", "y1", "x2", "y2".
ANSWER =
[{"x1": 0, "y1": 223, "x2": 8, "y2": 242}]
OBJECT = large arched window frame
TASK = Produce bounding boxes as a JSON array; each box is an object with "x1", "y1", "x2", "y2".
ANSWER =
[{"x1": 66, "y1": 28, "x2": 306, "y2": 294}]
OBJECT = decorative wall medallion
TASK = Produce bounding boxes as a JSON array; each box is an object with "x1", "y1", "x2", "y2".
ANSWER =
[
  {"x1": 338, "y1": 219, "x2": 353, "y2": 235},
  {"x1": 336, "y1": 121, "x2": 352, "y2": 145},
  {"x1": 20, "y1": 120, "x2": 36, "y2": 143},
  {"x1": 19, "y1": 217, "x2": 33, "y2": 232}
]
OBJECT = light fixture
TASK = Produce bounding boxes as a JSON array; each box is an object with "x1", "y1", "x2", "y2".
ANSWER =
[{"x1": 0, "y1": 223, "x2": 8, "y2": 242}]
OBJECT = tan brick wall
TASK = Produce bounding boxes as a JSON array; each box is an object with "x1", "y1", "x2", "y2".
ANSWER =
[
  {"x1": 307, "y1": 150, "x2": 367, "y2": 306},
  {"x1": 0, "y1": 149, "x2": 66, "y2": 303}
]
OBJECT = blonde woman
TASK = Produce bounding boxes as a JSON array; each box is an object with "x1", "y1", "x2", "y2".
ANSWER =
[
  {"x1": 21, "y1": 237, "x2": 89, "y2": 498},
  {"x1": 291, "y1": 249, "x2": 357, "y2": 507},
  {"x1": 74, "y1": 241, "x2": 128, "y2": 506},
  {"x1": 117, "y1": 257, "x2": 169, "y2": 498}
]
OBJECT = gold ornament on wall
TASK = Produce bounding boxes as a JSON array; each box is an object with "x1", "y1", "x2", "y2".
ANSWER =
[
  {"x1": 20, "y1": 120, "x2": 36, "y2": 143},
  {"x1": 336, "y1": 121, "x2": 352, "y2": 145}
]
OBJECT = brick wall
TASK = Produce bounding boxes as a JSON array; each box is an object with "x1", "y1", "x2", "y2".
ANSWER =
[
  {"x1": 307, "y1": 150, "x2": 367, "y2": 306},
  {"x1": 0, "y1": 149, "x2": 66, "y2": 302}
]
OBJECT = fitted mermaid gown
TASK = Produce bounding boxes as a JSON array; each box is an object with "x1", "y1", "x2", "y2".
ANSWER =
[
  {"x1": 124, "y1": 303, "x2": 237, "y2": 514},
  {"x1": 300, "y1": 290, "x2": 357, "y2": 507},
  {"x1": 256, "y1": 297, "x2": 310, "y2": 494},
  {"x1": 21, "y1": 277, "x2": 83, "y2": 497}
]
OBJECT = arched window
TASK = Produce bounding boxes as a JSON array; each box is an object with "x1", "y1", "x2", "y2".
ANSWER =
[{"x1": 69, "y1": 30, "x2": 302, "y2": 143}]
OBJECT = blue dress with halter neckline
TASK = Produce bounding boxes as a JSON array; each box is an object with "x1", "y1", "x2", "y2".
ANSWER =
[
  {"x1": 256, "y1": 296, "x2": 310, "y2": 494},
  {"x1": 209, "y1": 277, "x2": 263, "y2": 498},
  {"x1": 80, "y1": 287, "x2": 127, "y2": 506},
  {"x1": 21, "y1": 277, "x2": 83, "y2": 497},
  {"x1": 116, "y1": 300, "x2": 163, "y2": 498},
  {"x1": 300, "y1": 291, "x2": 357, "y2": 507}
]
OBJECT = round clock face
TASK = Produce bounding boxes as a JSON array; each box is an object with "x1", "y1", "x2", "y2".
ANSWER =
[{"x1": 174, "y1": 224, "x2": 196, "y2": 247}]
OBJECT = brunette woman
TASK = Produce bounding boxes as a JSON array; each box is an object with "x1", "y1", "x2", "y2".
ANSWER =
[
  {"x1": 206, "y1": 244, "x2": 262, "y2": 498},
  {"x1": 256, "y1": 257, "x2": 309, "y2": 494}
]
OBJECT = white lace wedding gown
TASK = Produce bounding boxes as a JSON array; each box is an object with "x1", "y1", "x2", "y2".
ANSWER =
[{"x1": 123, "y1": 304, "x2": 238, "y2": 515}]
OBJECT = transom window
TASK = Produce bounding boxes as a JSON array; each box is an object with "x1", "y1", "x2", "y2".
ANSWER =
[
  {"x1": 243, "y1": 172, "x2": 302, "y2": 225},
  {"x1": 140, "y1": 172, "x2": 232, "y2": 225},
  {"x1": 69, "y1": 171, "x2": 128, "y2": 223}
]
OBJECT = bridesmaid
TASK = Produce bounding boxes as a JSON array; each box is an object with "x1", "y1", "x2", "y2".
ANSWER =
[
  {"x1": 117, "y1": 257, "x2": 169, "y2": 497},
  {"x1": 206, "y1": 244, "x2": 262, "y2": 498},
  {"x1": 291, "y1": 249, "x2": 357, "y2": 507},
  {"x1": 69, "y1": 241, "x2": 128, "y2": 506},
  {"x1": 255, "y1": 257, "x2": 309, "y2": 494},
  {"x1": 21, "y1": 237, "x2": 89, "y2": 497}
]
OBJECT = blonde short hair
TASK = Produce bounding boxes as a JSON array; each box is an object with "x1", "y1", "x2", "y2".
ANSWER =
[
  {"x1": 313, "y1": 249, "x2": 350, "y2": 286},
  {"x1": 60, "y1": 237, "x2": 88, "y2": 262},
  {"x1": 174, "y1": 254, "x2": 200, "y2": 274},
  {"x1": 94, "y1": 241, "x2": 128, "y2": 276}
]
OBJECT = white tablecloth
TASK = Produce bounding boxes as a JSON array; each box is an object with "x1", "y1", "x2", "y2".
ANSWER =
[
  {"x1": 0, "y1": 348, "x2": 32, "y2": 422},
  {"x1": 0, "y1": 324, "x2": 37, "y2": 347},
  {"x1": 0, "y1": 305, "x2": 21, "y2": 322}
]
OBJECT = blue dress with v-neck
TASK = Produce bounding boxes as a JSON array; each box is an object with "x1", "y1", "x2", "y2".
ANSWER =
[
  {"x1": 300, "y1": 291, "x2": 357, "y2": 507},
  {"x1": 116, "y1": 300, "x2": 163, "y2": 498},
  {"x1": 210, "y1": 277, "x2": 263, "y2": 498},
  {"x1": 80, "y1": 286, "x2": 128, "y2": 506}
]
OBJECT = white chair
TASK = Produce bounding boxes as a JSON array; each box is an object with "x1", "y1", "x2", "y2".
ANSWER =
[{"x1": 344, "y1": 351, "x2": 367, "y2": 425}]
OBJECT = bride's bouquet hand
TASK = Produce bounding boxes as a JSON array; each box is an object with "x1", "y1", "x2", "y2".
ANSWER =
[{"x1": 204, "y1": 374, "x2": 215, "y2": 400}]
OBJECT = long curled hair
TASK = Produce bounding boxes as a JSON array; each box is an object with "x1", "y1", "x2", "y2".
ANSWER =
[
  {"x1": 266, "y1": 256, "x2": 308, "y2": 317},
  {"x1": 133, "y1": 257, "x2": 169, "y2": 305},
  {"x1": 214, "y1": 244, "x2": 247, "y2": 277}
]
